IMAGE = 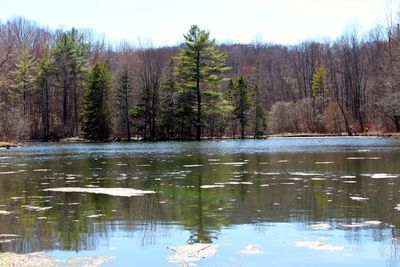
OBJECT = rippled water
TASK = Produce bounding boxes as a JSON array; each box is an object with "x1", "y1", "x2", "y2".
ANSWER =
[{"x1": 0, "y1": 137, "x2": 400, "y2": 266}]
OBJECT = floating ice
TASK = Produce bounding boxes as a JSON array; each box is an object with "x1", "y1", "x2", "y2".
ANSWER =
[
  {"x1": 315, "y1": 162, "x2": 334, "y2": 164},
  {"x1": 240, "y1": 244, "x2": 263, "y2": 255},
  {"x1": 200, "y1": 185, "x2": 225, "y2": 189},
  {"x1": 350, "y1": 196, "x2": 369, "y2": 202},
  {"x1": 225, "y1": 182, "x2": 253, "y2": 185},
  {"x1": 340, "y1": 223, "x2": 367, "y2": 228},
  {"x1": 370, "y1": 173, "x2": 398, "y2": 179},
  {"x1": 0, "y1": 234, "x2": 19, "y2": 238},
  {"x1": 167, "y1": 243, "x2": 219, "y2": 264},
  {"x1": 222, "y1": 162, "x2": 248, "y2": 166},
  {"x1": 363, "y1": 221, "x2": 382, "y2": 225},
  {"x1": 288, "y1": 178, "x2": 303, "y2": 181},
  {"x1": 308, "y1": 223, "x2": 331, "y2": 230},
  {"x1": 0, "y1": 252, "x2": 114, "y2": 267},
  {"x1": 0, "y1": 210, "x2": 11, "y2": 215},
  {"x1": 340, "y1": 176, "x2": 356, "y2": 179},
  {"x1": 311, "y1": 178, "x2": 326, "y2": 181},
  {"x1": 347, "y1": 157, "x2": 366, "y2": 160},
  {"x1": 290, "y1": 172, "x2": 323, "y2": 176},
  {"x1": 295, "y1": 240, "x2": 345, "y2": 251},
  {"x1": 43, "y1": 187, "x2": 155, "y2": 197},
  {"x1": 183, "y1": 164, "x2": 203, "y2": 168},
  {"x1": 21, "y1": 205, "x2": 52, "y2": 211},
  {"x1": 87, "y1": 214, "x2": 103, "y2": 218},
  {"x1": 0, "y1": 170, "x2": 26, "y2": 175}
]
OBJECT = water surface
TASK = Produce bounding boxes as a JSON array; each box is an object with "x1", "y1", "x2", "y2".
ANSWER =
[{"x1": 0, "y1": 137, "x2": 400, "y2": 266}]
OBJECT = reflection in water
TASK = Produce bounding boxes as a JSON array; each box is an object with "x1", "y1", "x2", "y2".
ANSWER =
[{"x1": 0, "y1": 138, "x2": 399, "y2": 266}]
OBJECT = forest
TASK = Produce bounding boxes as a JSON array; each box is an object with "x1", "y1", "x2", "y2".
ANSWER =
[{"x1": 0, "y1": 17, "x2": 399, "y2": 141}]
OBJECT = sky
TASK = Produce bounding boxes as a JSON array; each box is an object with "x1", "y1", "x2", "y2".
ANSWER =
[{"x1": 0, "y1": 0, "x2": 396, "y2": 46}]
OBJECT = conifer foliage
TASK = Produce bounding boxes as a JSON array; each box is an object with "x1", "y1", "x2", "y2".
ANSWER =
[
  {"x1": 175, "y1": 25, "x2": 230, "y2": 140},
  {"x1": 81, "y1": 62, "x2": 112, "y2": 141}
]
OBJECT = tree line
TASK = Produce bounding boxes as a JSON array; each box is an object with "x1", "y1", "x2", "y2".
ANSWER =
[{"x1": 0, "y1": 17, "x2": 399, "y2": 141}]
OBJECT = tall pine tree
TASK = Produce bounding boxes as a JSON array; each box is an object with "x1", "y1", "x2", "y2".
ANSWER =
[
  {"x1": 81, "y1": 62, "x2": 112, "y2": 141},
  {"x1": 175, "y1": 25, "x2": 229, "y2": 140}
]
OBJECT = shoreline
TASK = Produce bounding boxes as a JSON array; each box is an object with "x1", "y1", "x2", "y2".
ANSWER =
[
  {"x1": 0, "y1": 142, "x2": 21, "y2": 148},
  {"x1": 2, "y1": 133, "x2": 399, "y2": 146}
]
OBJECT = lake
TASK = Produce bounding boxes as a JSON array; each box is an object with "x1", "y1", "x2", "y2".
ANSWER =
[{"x1": 0, "y1": 137, "x2": 400, "y2": 266}]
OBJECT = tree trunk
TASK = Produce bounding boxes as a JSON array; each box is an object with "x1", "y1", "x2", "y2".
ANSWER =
[
  {"x1": 196, "y1": 53, "x2": 201, "y2": 141},
  {"x1": 62, "y1": 77, "x2": 68, "y2": 131},
  {"x1": 240, "y1": 117, "x2": 244, "y2": 139},
  {"x1": 337, "y1": 99, "x2": 352, "y2": 136},
  {"x1": 73, "y1": 76, "x2": 78, "y2": 136},
  {"x1": 395, "y1": 114, "x2": 400, "y2": 132},
  {"x1": 124, "y1": 89, "x2": 131, "y2": 141}
]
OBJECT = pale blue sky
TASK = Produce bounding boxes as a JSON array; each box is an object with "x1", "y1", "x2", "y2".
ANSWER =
[{"x1": 0, "y1": 0, "x2": 394, "y2": 45}]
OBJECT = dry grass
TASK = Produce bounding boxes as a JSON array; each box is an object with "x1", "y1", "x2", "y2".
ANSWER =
[{"x1": 0, "y1": 142, "x2": 20, "y2": 148}]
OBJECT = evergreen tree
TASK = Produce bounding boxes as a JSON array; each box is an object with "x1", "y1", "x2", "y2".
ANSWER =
[
  {"x1": 116, "y1": 67, "x2": 131, "y2": 141},
  {"x1": 228, "y1": 76, "x2": 251, "y2": 139},
  {"x1": 13, "y1": 45, "x2": 37, "y2": 116},
  {"x1": 159, "y1": 59, "x2": 179, "y2": 139},
  {"x1": 175, "y1": 25, "x2": 230, "y2": 140},
  {"x1": 311, "y1": 66, "x2": 329, "y2": 132},
  {"x1": 81, "y1": 62, "x2": 112, "y2": 141},
  {"x1": 53, "y1": 28, "x2": 88, "y2": 136},
  {"x1": 36, "y1": 48, "x2": 55, "y2": 140},
  {"x1": 311, "y1": 66, "x2": 329, "y2": 98}
]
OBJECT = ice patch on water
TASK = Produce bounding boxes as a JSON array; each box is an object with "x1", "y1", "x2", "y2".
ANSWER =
[
  {"x1": 340, "y1": 221, "x2": 382, "y2": 228},
  {"x1": 223, "y1": 162, "x2": 248, "y2": 166},
  {"x1": 21, "y1": 205, "x2": 52, "y2": 211},
  {"x1": 87, "y1": 214, "x2": 103, "y2": 218},
  {"x1": 290, "y1": 172, "x2": 324, "y2": 176},
  {"x1": 44, "y1": 187, "x2": 155, "y2": 197},
  {"x1": 183, "y1": 164, "x2": 203, "y2": 168},
  {"x1": 0, "y1": 210, "x2": 11, "y2": 215},
  {"x1": 200, "y1": 185, "x2": 225, "y2": 189},
  {"x1": 363, "y1": 221, "x2": 382, "y2": 225},
  {"x1": 308, "y1": 223, "x2": 331, "y2": 230},
  {"x1": 167, "y1": 243, "x2": 219, "y2": 264},
  {"x1": 370, "y1": 173, "x2": 398, "y2": 179},
  {"x1": 350, "y1": 196, "x2": 369, "y2": 202},
  {"x1": 340, "y1": 176, "x2": 356, "y2": 179},
  {"x1": 295, "y1": 240, "x2": 345, "y2": 250},
  {"x1": 0, "y1": 170, "x2": 26, "y2": 175},
  {"x1": 239, "y1": 244, "x2": 263, "y2": 255}
]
